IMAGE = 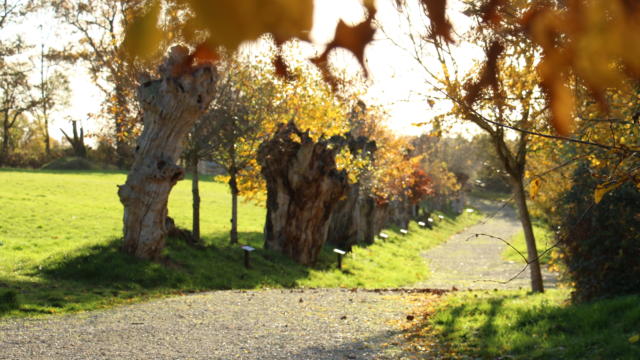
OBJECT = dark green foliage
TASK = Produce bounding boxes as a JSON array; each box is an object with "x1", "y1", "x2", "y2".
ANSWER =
[
  {"x1": 557, "y1": 162, "x2": 640, "y2": 302},
  {"x1": 0, "y1": 290, "x2": 19, "y2": 313},
  {"x1": 41, "y1": 156, "x2": 117, "y2": 171}
]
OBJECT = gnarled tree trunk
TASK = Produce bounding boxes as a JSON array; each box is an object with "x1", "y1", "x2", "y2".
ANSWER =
[
  {"x1": 118, "y1": 46, "x2": 218, "y2": 260},
  {"x1": 258, "y1": 122, "x2": 348, "y2": 265}
]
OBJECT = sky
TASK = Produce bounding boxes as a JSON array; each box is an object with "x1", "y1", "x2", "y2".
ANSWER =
[{"x1": 10, "y1": 0, "x2": 482, "y2": 142}]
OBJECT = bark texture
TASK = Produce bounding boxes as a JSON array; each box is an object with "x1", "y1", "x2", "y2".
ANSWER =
[
  {"x1": 327, "y1": 191, "x2": 389, "y2": 248},
  {"x1": 258, "y1": 122, "x2": 348, "y2": 265},
  {"x1": 118, "y1": 46, "x2": 218, "y2": 260},
  {"x1": 326, "y1": 135, "x2": 379, "y2": 249}
]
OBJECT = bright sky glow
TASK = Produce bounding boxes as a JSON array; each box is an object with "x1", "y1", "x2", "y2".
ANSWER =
[{"x1": 9, "y1": 0, "x2": 484, "y2": 142}]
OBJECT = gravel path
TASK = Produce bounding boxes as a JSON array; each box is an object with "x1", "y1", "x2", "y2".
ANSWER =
[
  {"x1": 1, "y1": 199, "x2": 557, "y2": 359},
  {"x1": 0, "y1": 289, "x2": 418, "y2": 360},
  {"x1": 416, "y1": 199, "x2": 558, "y2": 290}
]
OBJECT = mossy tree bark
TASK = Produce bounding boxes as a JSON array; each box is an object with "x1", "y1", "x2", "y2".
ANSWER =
[
  {"x1": 118, "y1": 46, "x2": 218, "y2": 260},
  {"x1": 258, "y1": 122, "x2": 348, "y2": 265}
]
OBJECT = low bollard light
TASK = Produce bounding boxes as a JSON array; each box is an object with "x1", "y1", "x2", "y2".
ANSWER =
[
  {"x1": 333, "y1": 248, "x2": 346, "y2": 270},
  {"x1": 417, "y1": 221, "x2": 426, "y2": 227},
  {"x1": 241, "y1": 245, "x2": 255, "y2": 269},
  {"x1": 400, "y1": 229, "x2": 408, "y2": 235}
]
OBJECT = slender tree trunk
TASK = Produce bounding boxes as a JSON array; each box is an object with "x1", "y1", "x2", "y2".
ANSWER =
[
  {"x1": 1, "y1": 117, "x2": 9, "y2": 166},
  {"x1": 191, "y1": 154, "x2": 200, "y2": 244},
  {"x1": 511, "y1": 174, "x2": 544, "y2": 293},
  {"x1": 229, "y1": 170, "x2": 239, "y2": 244},
  {"x1": 117, "y1": 46, "x2": 218, "y2": 260},
  {"x1": 44, "y1": 122, "x2": 50, "y2": 157}
]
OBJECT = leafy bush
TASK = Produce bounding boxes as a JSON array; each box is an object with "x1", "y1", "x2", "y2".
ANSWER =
[
  {"x1": 557, "y1": 162, "x2": 640, "y2": 302},
  {"x1": 0, "y1": 290, "x2": 19, "y2": 313},
  {"x1": 41, "y1": 156, "x2": 117, "y2": 171}
]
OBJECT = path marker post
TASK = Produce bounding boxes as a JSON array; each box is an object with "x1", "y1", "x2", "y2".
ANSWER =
[
  {"x1": 241, "y1": 245, "x2": 255, "y2": 269},
  {"x1": 333, "y1": 248, "x2": 346, "y2": 270}
]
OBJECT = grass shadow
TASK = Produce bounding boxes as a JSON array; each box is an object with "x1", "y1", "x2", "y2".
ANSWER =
[
  {"x1": 424, "y1": 291, "x2": 640, "y2": 359},
  {"x1": 1, "y1": 231, "x2": 312, "y2": 317}
]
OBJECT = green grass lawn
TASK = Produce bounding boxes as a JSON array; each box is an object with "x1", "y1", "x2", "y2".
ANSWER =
[
  {"x1": 502, "y1": 222, "x2": 555, "y2": 264},
  {"x1": 427, "y1": 290, "x2": 640, "y2": 359},
  {"x1": 0, "y1": 169, "x2": 481, "y2": 318}
]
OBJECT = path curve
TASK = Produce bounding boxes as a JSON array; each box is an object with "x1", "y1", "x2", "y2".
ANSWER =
[
  {"x1": 415, "y1": 199, "x2": 557, "y2": 290},
  {"x1": 1, "y1": 200, "x2": 557, "y2": 359}
]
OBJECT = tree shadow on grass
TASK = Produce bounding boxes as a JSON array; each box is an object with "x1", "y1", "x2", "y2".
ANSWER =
[
  {"x1": 416, "y1": 292, "x2": 640, "y2": 359},
  {"x1": 1, "y1": 231, "x2": 312, "y2": 316}
]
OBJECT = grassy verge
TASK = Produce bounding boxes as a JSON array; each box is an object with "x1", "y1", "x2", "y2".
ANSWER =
[
  {"x1": 424, "y1": 290, "x2": 640, "y2": 359},
  {"x1": 502, "y1": 222, "x2": 555, "y2": 264},
  {"x1": 0, "y1": 169, "x2": 482, "y2": 318}
]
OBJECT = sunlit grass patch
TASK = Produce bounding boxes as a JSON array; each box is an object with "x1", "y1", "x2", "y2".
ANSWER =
[
  {"x1": 0, "y1": 169, "x2": 482, "y2": 318},
  {"x1": 428, "y1": 289, "x2": 640, "y2": 359},
  {"x1": 502, "y1": 222, "x2": 555, "y2": 265},
  {"x1": 300, "y1": 211, "x2": 482, "y2": 289}
]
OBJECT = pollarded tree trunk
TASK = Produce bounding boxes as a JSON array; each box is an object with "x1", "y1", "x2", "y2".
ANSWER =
[
  {"x1": 118, "y1": 46, "x2": 218, "y2": 261},
  {"x1": 327, "y1": 183, "x2": 360, "y2": 249},
  {"x1": 258, "y1": 122, "x2": 348, "y2": 265}
]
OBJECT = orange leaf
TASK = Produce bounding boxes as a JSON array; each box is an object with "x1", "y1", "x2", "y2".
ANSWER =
[
  {"x1": 464, "y1": 41, "x2": 504, "y2": 105},
  {"x1": 312, "y1": 6, "x2": 376, "y2": 76},
  {"x1": 546, "y1": 77, "x2": 574, "y2": 136},
  {"x1": 420, "y1": 0, "x2": 454, "y2": 42},
  {"x1": 192, "y1": 43, "x2": 219, "y2": 65},
  {"x1": 480, "y1": 0, "x2": 504, "y2": 26}
]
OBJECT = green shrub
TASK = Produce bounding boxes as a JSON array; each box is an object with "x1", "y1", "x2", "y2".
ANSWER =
[
  {"x1": 0, "y1": 290, "x2": 19, "y2": 313},
  {"x1": 557, "y1": 162, "x2": 640, "y2": 302},
  {"x1": 41, "y1": 156, "x2": 117, "y2": 171}
]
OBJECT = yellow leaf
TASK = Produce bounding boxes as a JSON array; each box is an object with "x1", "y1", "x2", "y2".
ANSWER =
[
  {"x1": 530, "y1": 178, "x2": 541, "y2": 200},
  {"x1": 594, "y1": 181, "x2": 622, "y2": 204},
  {"x1": 122, "y1": 1, "x2": 163, "y2": 60},
  {"x1": 629, "y1": 334, "x2": 640, "y2": 343}
]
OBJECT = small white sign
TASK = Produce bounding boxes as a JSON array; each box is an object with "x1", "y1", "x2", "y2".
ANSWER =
[
  {"x1": 465, "y1": 208, "x2": 474, "y2": 213},
  {"x1": 333, "y1": 248, "x2": 346, "y2": 255},
  {"x1": 418, "y1": 221, "x2": 426, "y2": 227},
  {"x1": 428, "y1": 218, "x2": 434, "y2": 222},
  {"x1": 241, "y1": 246, "x2": 255, "y2": 252},
  {"x1": 400, "y1": 229, "x2": 408, "y2": 234},
  {"x1": 379, "y1": 232, "x2": 389, "y2": 239}
]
